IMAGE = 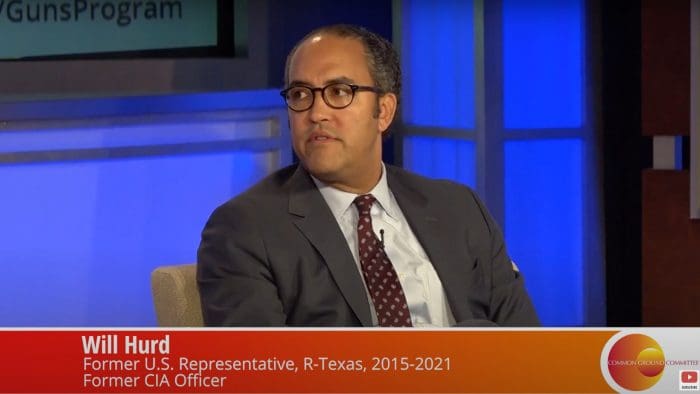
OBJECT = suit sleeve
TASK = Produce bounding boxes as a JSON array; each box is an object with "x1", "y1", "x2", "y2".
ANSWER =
[
  {"x1": 196, "y1": 199, "x2": 287, "y2": 326},
  {"x1": 467, "y1": 189, "x2": 541, "y2": 326}
]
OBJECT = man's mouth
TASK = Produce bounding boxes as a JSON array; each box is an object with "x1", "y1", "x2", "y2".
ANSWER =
[{"x1": 308, "y1": 132, "x2": 337, "y2": 142}]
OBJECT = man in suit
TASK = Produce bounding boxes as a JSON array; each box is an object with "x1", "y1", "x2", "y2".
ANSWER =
[{"x1": 197, "y1": 24, "x2": 539, "y2": 327}]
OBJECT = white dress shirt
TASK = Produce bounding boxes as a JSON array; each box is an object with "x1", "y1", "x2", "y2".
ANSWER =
[{"x1": 311, "y1": 164, "x2": 455, "y2": 327}]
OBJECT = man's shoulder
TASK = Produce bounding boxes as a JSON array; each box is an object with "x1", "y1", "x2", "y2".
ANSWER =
[
  {"x1": 386, "y1": 165, "x2": 488, "y2": 220},
  {"x1": 386, "y1": 164, "x2": 475, "y2": 196},
  {"x1": 243, "y1": 163, "x2": 300, "y2": 196},
  {"x1": 210, "y1": 164, "x2": 300, "y2": 216}
]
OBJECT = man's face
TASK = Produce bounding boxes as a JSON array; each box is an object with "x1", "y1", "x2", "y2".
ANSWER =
[{"x1": 286, "y1": 34, "x2": 396, "y2": 192}]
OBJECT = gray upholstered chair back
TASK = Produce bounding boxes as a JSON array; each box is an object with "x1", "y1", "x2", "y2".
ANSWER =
[{"x1": 150, "y1": 264, "x2": 204, "y2": 326}]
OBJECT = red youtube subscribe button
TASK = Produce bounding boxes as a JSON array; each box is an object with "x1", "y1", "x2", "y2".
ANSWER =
[{"x1": 682, "y1": 371, "x2": 699, "y2": 383}]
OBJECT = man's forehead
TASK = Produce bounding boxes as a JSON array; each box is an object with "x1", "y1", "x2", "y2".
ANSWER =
[
  {"x1": 308, "y1": 34, "x2": 324, "y2": 44},
  {"x1": 294, "y1": 33, "x2": 364, "y2": 58},
  {"x1": 289, "y1": 34, "x2": 369, "y2": 78}
]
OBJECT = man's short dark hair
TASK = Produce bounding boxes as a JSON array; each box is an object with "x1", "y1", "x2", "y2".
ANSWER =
[{"x1": 284, "y1": 24, "x2": 401, "y2": 107}]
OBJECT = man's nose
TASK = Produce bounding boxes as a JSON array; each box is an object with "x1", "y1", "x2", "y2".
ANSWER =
[{"x1": 308, "y1": 90, "x2": 331, "y2": 122}]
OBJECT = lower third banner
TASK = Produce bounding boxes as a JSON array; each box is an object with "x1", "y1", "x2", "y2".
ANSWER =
[{"x1": 0, "y1": 329, "x2": 696, "y2": 392}]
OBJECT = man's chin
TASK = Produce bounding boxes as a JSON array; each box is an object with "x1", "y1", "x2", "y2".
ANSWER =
[{"x1": 301, "y1": 162, "x2": 341, "y2": 183}]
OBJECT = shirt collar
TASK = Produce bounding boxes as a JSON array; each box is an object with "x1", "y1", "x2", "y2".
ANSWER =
[{"x1": 311, "y1": 163, "x2": 399, "y2": 222}]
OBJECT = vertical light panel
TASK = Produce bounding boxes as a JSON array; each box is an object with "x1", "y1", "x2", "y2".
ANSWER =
[
  {"x1": 504, "y1": 139, "x2": 583, "y2": 326},
  {"x1": 0, "y1": 150, "x2": 274, "y2": 326},
  {"x1": 502, "y1": 0, "x2": 583, "y2": 128},
  {"x1": 403, "y1": 136, "x2": 475, "y2": 187},
  {"x1": 401, "y1": 0, "x2": 475, "y2": 129}
]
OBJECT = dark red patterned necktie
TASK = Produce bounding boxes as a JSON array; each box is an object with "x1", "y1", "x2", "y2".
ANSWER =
[{"x1": 353, "y1": 194, "x2": 412, "y2": 327}]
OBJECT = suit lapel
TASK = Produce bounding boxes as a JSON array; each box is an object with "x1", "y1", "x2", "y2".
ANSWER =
[
  {"x1": 287, "y1": 167, "x2": 373, "y2": 326},
  {"x1": 386, "y1": 167, "x2": 475, "y2": 323}
]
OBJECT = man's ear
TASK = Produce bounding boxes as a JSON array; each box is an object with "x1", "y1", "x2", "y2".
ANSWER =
[{"x1": 377, "y1": 93, "x2": 397, "y2": 133}]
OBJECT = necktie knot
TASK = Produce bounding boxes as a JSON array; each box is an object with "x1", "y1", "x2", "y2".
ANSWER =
[{"x1": 353, "y1": 194, "x2": 376, "y2": 216}]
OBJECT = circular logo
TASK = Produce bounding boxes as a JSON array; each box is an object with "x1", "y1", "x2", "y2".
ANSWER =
[{"x1": 606, "y1": 334, "x2": 665, "y2": 391}]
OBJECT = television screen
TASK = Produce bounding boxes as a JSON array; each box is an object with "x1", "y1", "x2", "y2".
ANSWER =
[{"x1": 0, "y1": 0, "x2": 235, "y2": 60}]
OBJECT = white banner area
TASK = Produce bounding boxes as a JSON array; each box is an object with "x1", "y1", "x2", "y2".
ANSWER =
[{"x1": 600, "y1": 328, "x2": 700, "y2": 393}]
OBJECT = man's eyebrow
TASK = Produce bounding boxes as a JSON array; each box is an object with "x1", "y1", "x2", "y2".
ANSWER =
[
  {"x1": 288, "y1": 76, "x2": 356, "y2": 87},
  {"x1": 288, "y1": 79, "x2": 313, "y2": 87},
  {"x1": 325, "y1": 76, "x2": 355, "y2": 85}
]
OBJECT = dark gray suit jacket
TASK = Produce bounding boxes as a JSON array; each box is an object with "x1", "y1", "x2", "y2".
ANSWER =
[{"x1": 197, "y1": 164, "x2": 539, "y2": 326}]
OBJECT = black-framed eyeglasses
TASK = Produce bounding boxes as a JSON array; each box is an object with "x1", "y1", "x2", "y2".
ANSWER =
[{"x1": 280, "y1": 83, "x2": 382, "y2": 112}]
